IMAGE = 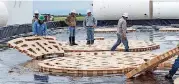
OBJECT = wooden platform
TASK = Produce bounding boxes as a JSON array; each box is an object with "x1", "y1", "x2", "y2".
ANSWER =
[
  {"x1": 38, "y1": 51, "x2": 176, "y2": 76},
  {"x1": 94, "y1": 37, "x2": 104, "y2": 40},
  {"x1": 61, "y1": 40, "x2": 160, "y2": 52},
  {"x1": 125, "y1": 47, "x2": 179, "y2": 79},
  {"x1": 159, "y1": 28, "x2": 179, "y2": 32},
  {"x1": 38, "y1": 52, "x2": 157, "y2": 76},
  {"x1": 7, "y1": 36, "x2": 64, "y2": 59},
  {"x1": 94, "y1": 28, "x2": 136, "y2": 33}
]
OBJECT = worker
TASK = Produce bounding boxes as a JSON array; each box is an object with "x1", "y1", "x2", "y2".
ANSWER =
[
  {"x1": 65, "y1": 9, "x2": 78, "y2": 46},
  {"x1": 165, "y1": 55, "x2": 179, "y2": 79},
  {"x1": 50, "y1": 15, "x2": 54, "y2": 21},
  {"x1": 83, "y1": 9, "x2": 97, "y2": 45},
  {"x1": 32, "y1": 15, "x2": 47, "y2": 36},
  {"x1": 111, "y1": 13, "x2": 129, "y2": 52},
  {"x1": 32, "y1": 10, "x2": 39, "y2": 23}
]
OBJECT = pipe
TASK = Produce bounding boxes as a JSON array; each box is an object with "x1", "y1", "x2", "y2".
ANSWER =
[{"x1": 149, "y1": 0, "x2": 153, "y2": 19}]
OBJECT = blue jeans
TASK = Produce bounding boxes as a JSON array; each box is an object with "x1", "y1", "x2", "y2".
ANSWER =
[
  {"x1": 86, "y1": 27, "x2": 94, "y2": 41},
  {"x1": 169, "y1": 56, "x2": 179, "y2": 76},
  {"x1": 111, "y1": 33, "x2": 129, "y2": 51},
  {"x1": 69, "y1": 27, "x2": 75, "y2": 37}
]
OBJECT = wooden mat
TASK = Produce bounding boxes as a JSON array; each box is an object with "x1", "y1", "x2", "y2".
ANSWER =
[
  {"x1": 61, "y1": 40, "x2": 160, "y2": 52},
  {"x1": 38, "y1": 52, "x2": 156, "y2": 76},
  {"x1": 94, "y1": 28, "x2": 136, "y2": 33},
  {"x1": 125, "y1": 47, "x2": 179, "y2": 78},
  {"x1": 159, "y1": 28, "x2": 179, "y2": 32},
  {"x1": 8, "y1": 36, "x2": 64, "y2": 59}
]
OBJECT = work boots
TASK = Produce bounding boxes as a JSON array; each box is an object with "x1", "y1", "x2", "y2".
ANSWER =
[
  {"x1": 69, "y1": 37, "x2": 78, "y2": 46},
  {"x1": 72, "y1": 37, "x2": 78, "y2": 45},
  {"x1": 165, "y1": 74, "x2": 173, "y2": 79},
  {"x1": 86, "y1": 40, "x2": 90, "y2": 45},
  {"x1": 86, "y1": 40, "x2": 94, "y2": 45},
  {"x1": 69, "y1": 37, "x2": 73, "y2": 46},
  {"x1": 91, "y1": 40, "x2": 94, "y2": 44}
]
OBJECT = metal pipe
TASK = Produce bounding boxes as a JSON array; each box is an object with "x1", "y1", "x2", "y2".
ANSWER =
[{"x1": 149, "y1": 0, "x2": 153, "y2": 19}]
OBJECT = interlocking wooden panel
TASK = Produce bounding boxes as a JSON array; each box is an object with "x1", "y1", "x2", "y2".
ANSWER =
[
  {"x1": 61, "y1": 40, "x2": 160, "y2": 52},
  {"x1": 94, "y1": 37, "x2": 104, "y2": 40},
  {"x1": 7, "y1": 36, "x2": 64, "y2": 59},
  {"x1": 38, "y1": 52, "x2": 157, "y2": 76},
  {"x1": 125, "y1": 47, "x2": 179, "y2": 79},
  {"x1": 159, "y1": 28, "x2": 179, "y2": 32},
  {"x1": 94, "y1": 28, "x2": 136, "y2": 33},
  {"x1": 157, "y1": 55, "x2": 178, "y2": 69}
]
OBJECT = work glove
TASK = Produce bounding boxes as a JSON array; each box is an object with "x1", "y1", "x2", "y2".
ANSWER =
[{"x1": 121, "y1": 33, "x2": 127, "y2": 40}]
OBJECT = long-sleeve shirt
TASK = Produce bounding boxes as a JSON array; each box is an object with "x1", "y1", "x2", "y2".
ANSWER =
[
  {"x1": 83, "y1": 15, "x2": 97, "y2": 28},
  {"x1": 32, "y1": 21, "x2": 47, "y2": 36},
  {"x1": 117, "y1": 17, "x2": 127, "y2": 36},
  {"x1": 65, "y1": 15, "x2": 76, "y2": 27},
  {"x1": 32, "y1": 17, "x2": 38, "y2": 24}
]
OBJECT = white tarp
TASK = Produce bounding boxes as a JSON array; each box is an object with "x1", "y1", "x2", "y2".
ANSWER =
[{"x1": 165, "y1": 36, "x2": 179, "y2": 40}]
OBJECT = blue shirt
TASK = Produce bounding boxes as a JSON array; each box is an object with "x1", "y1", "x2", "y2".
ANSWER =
[{"x1": 32, "y1": 21, "x2": 47, "y2": 36}]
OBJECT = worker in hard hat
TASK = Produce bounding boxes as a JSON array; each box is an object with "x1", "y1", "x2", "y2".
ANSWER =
[
  {"x1": 83, "y1": 9, "x2": 97, "y2": 45},
  {"x1": 32, "y1": 10, "x2": 39, "y2": 23},
  {"x1": 111, "y1": 13, "x2": 129, "y2": 52},
  {"x1": 65, "y1": 9, "x2": 78, "y2": 46},
  {"x1": 32, "y1": 15, "x2": 47, "y2": 36}
]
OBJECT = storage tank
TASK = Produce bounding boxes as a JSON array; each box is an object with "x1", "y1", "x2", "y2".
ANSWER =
[
  {"x1": 93, "y1": 0, "x2": 179, "y2": 20},
  {"x1": 2, "y1": 1, "x2": 33, "y2": 25},
  {"x1": 0, "y1": 1, "x2": 8, "y2": 27}
]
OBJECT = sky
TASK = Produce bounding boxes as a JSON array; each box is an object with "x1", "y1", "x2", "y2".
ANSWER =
[{"x1": 33, "y1": 0, "x2": 93, "y2": 15}]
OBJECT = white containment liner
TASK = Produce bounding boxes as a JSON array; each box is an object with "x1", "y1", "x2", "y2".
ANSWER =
[{"x1": 165, "y1": 36, "x2": 179, "y2": 41}]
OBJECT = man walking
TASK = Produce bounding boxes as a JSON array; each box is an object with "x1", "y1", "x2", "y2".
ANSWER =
[
  {"x1": 65, "y1": 9, "x2": 78, "y2": 46},
  {"x1": 83, "y1": 9, "x2": 97, "y2": 45},
  {"x1": 32, "y1": 15, "x2": 47, "y2": 36},
  {"x1": 111, "y1": 13, "x2": 129, "y2": 52}
]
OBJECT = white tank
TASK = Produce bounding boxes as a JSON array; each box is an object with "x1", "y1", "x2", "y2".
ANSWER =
[
  {"x1": 2, "y1": 1, "x2": 33, "y2": 25},
  {"x1": 93, "y1": 0, "x2": 179, "y2": 20},
  {"x1": 0, "y1": 1, "x2": 8, "y2": 27}
]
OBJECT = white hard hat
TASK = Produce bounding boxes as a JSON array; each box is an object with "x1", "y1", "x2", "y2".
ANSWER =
[
  {"x1": 122, "y1": 13, "x2": 128, "y2": 17},
  {"x1": 87, "y1": 9, "x2": 91, "y2": 13},
  {"x1": 34, "y1": 10, "x2": 39, "y2": 14},
  {"x1": 71, "y1": 9, "x2": 76, "y2": 13}
]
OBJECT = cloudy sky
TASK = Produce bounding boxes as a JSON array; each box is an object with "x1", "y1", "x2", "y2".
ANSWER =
[{"x1": 33, "y1": 0, "x2": 92, "y2": 15}]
